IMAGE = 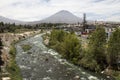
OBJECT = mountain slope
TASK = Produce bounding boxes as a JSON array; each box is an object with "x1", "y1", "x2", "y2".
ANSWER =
[
  {"x1": 31, "y1": 10, "x2": 82, "y2": 24},
  {"x1": 0, "y1": 16, "x2": 26, "y2": 24},
  {"x1": 0, "y1": 10, "x2": 82, "y2": 24}
]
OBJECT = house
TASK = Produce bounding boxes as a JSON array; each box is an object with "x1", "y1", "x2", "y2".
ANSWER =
[
  {"x1": 104, "y1": 26, "x2": 116, "y2": 39},
  {"x1": 85, "y1": 25, "x2": 96, "y2": 34}
]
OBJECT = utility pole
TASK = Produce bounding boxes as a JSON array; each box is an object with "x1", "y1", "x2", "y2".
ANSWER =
[{"x1": 82, "y1": 13, "x2": 87, "y2": 32}]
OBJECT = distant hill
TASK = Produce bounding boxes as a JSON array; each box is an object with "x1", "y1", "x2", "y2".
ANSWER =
[
  {"x1": 0, "y1": 16, "x2": 26, "y2": 25},
  {"x1": 0, "y1": 10, "x2": 120, "y2": 25},
  {"x1": 30, "y1": 10, "x2": 82, "y2": 24}
]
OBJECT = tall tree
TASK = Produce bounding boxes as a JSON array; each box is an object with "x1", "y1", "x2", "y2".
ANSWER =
[
  {"x1": 49, "y1": 30, "x2": 81, "y2": 63},
  {"x1": 107, "y1": 28, "x2": 120, "y2": 69},
  {"x1": 61, "y1": 33, "x2": 81, "y2": 61},
  {"x1": 0, "y1": 38, "x2": 3, "y2": 49},
  {"x1": 88, "y1": 27, "x2": 106, "y2": 69},
  {"x1": 0, "y1": 38, "x2": 4, "y2": 71}
]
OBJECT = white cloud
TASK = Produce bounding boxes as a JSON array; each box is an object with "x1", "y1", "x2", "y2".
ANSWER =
[
  {"x1": 0, "y1": 0, "x2": 120, "y2": 22},
  {"x1": 105, "y1": 15, "x2": 120, "y2": 22}
]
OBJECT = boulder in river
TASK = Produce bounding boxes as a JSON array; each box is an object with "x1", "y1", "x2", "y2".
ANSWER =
[
  {"x1": 45, "y1": 58, "x2": 48, "y2": 61},
  {"x1": 74, "y1": 75, "x2": 80, "y2": 80}
]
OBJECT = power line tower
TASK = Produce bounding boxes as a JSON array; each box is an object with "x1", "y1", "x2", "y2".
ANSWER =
[{"x1": 82, "y1": 13, "x2": 87, "y2": 32}]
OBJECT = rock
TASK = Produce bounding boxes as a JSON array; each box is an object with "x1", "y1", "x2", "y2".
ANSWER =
[
  {"x1": 107, "y1": 76, "x2": 110, "y2": 79},
  {"x1": 74, "y1": 75, "x2": 80, "y2": 80},
  {"x1": 43, "y1": 77, "x2": 51, "y2": 80},
  {"x1": 27, "y1": 52, "x2": 32, "y2": 54},
  {"x1": 46, "y1": 68, "x2": 52, "y2": 73},
  {"x1": 45, "y1": 58, "x2": 48, "y2": 61},
  {"x1": 2, "y1": 77, "x2": 11, "y2": 80},
  {"x1": 101, "y1": 71, "x2": 104, "y2": 74},
  {"x1": 44, "y1": 39, "x2": 49, "y2": 45},
  {"x1": 88, "y1": 76, "x2": 98, "y2": 80}
]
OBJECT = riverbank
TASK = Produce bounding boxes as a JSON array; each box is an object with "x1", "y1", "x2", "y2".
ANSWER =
[
  {"x1": 43, "y1": 30, "x2": 120, "y2": 80},
  {"x1": 15, "y1": 33, "x2": 111, "y2": 80},
  {"x1": 0, "y1": 30, "x2": 41, "y2": 80},
  {"x1": 6, "y1": 42, "x2": 22, "y2": 80}
]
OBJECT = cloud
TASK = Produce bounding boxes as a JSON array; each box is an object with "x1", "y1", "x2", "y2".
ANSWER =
[
  {"x1": 93, "y1": 0, "x2": 105, "y2": 3},
  {"x1": 0, "y1": 0, "x2": 120, "y2": 22}
]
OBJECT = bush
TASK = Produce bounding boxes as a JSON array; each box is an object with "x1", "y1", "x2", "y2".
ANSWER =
[
  {"x1": 9, "y1": 45, "x2": 16, "y2": 57},
  {"x1": 49, "y1": 30, "x2": 81, "y2": 64},
  {"x1": 79, "y1": 55, "x2": 100, "y2": 72},
  {"x1": 21, "y1": 44, "x2": 31, "y2": 52},
  {"x1": 7, "y1": 43, "x2": 22, "y2": 80}
]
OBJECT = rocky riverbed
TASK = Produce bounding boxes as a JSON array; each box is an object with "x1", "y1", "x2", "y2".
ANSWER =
[
  {"x1": 15, "y1": 34, "x2": 114, "y2": 80},
  {"x1": 0, "y1": 30, "x2": 41, "y2": 80}
]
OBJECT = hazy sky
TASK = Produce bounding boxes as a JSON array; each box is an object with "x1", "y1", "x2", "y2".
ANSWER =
[{"x1": 0, "y1": 0, "x2": 120, "y2": 22}]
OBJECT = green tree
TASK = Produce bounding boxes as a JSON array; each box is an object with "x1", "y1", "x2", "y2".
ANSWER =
[
  {"x1": 49, "y1": 30, "x2": 81, "y2": 64},
  {"x1": 107, "y1": 28, "x2": 120, "y2": 69},
  {"x1": 61, "y1": 33, "x2": 81, "y2": 62},
  {"x1": 88, "y1": 27, "x2": 107, "y2": 69},
  {"x1": 49, "y1": 30, "x2": 67, "y2": 46},
  {"x1": 0, "y1": 38, "x2": 4, "y2": 71},
  {"x1": 0, "y1": 38, "x2": 3, "y2": 48}
]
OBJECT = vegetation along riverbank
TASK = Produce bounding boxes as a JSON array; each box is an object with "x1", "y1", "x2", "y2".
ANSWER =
[
  {"x1": 43, "y1": 28, "x2": 120, "y2": 80},
  {"x1": 0, "y1": 30, "x2": 41, "y2": 80}
]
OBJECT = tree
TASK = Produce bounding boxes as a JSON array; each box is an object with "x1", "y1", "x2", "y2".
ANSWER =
[
  {"x1": 107, "y1": 28, "x2": 120, "y2": 69},
  {"x1": 0, "y1": 38, "x2": 3, "y2": 49},
  {"x1": 49, "y1": 30, "x2": 81, "y2": 63},
  {"x1": 88, "y1": 27, "x2": 107, "y2": 69},
  {"x1": 0, "y1": 22, "x2": 4, "y2": 26},
  {"x1": 0, "y1": 38, "x2": 4, "y2": 71},
  {"x1": 61, "y1": 33, "x2": 81, "y2": 62},
  {"x1": 49, "y1": 30, "x2": 67, "y2": 46}
]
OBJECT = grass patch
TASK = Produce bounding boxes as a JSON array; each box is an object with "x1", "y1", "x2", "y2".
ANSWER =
[
  {"x1": 21, "y1": 44, "x2": 32, "y2": 52},
  {"x1": 112, "y1": 71, "x2": 120, "y2": 80},
  {"x1": 7, "y1": 43, "x2": 22, "y2": 80}
]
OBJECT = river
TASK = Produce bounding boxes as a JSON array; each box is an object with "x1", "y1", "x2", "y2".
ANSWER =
[{"x1": 15, "y1": 34, "x2": 114, "y2": 80}]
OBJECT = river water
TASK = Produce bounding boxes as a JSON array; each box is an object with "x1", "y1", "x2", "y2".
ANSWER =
[{"x1": 15, "y1": 34, "x2": 114, "y2": 80}]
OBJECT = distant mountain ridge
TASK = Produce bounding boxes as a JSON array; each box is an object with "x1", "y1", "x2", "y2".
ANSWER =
[
  {"x1": 30, "y1": 10, "x2": 82, "y2": 24},
  {"x1": 0, "y1": 10, "x2": 120, "y2": 25},
  {"x1": 0, "y1": 10, "x2": 82, "y2": 24},
  {"x1": 0, "y1": 16, "x2": 26, "y2": 25},
  {"x1": 40, "y1": 10, "x2": 82, "y2": 23}
]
